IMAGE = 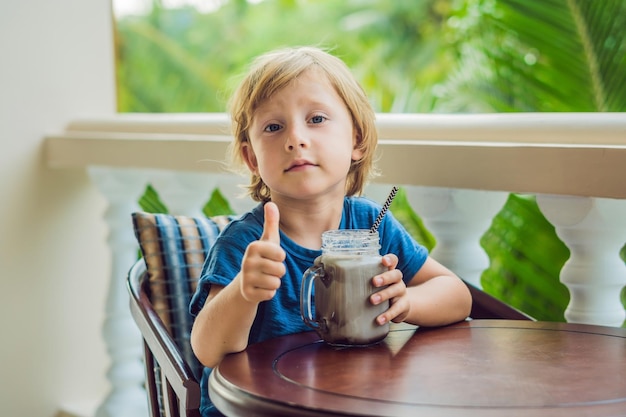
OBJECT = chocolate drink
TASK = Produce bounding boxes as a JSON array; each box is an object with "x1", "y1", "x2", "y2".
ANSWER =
[{"x1": 313, "y1": 254, "x2": 389, "y2": 346}]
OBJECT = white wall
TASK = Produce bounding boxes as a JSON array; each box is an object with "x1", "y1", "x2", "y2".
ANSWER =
[{"x1": 0, "y1": 1, "x2": 114, "y2": 416}]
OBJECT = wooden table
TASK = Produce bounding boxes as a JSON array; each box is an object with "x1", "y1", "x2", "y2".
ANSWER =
[{"x1": 209, "y1": 320, "x2": 626, "y2": 416}]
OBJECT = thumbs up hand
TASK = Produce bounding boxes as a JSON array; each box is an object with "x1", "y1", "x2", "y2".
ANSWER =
[
  {"x1": 260, "y1": 201, "x2": 281, "y2": 244},
  {"x1": 239, "y1": 202, "x2": 286, "y2": 303}
]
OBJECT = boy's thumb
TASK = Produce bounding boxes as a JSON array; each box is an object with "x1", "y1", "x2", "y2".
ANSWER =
[{"x1": 260, "y1": 202, "x2": 280, "y2": 244}]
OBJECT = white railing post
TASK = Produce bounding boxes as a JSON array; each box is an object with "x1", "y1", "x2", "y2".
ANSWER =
[
  {"x1": 536, "y1": 195, "x2": 626, "y2": 326},
  {"x1": 404, "y1": 187, "x2": 509, "y2": 288},
  {"x1": 89, "y1": 167, "x2": 149, "y2": 417}
]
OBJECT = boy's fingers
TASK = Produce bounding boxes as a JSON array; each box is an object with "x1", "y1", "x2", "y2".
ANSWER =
[{"x1": 260, "y1": 202, "x2": 281, "y2": 244}]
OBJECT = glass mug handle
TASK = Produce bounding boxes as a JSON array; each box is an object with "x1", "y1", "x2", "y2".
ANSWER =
[{"x1": 300, "y1": 263, "x2": 324, "y2": 331}]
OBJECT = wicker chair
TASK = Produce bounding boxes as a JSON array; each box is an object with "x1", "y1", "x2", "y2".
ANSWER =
[{"x1": 128, "y1": 259, "x2": 202, "y2": 417}]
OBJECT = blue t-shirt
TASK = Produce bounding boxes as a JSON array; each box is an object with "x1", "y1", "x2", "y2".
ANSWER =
[{"x1": 189, "y1": 196, "x2": 428, "y2": 416}]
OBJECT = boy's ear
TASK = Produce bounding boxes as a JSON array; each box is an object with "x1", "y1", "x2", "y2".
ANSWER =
[
  {"x1": 241, "y1": 142, "x2": 259, "y2": 174},
  {"x1": 351, "y1": 130, "x2": 364, "y2": 161},
  {"x1": 351, "y1": 148, "x2": 364, "y2": 161}
]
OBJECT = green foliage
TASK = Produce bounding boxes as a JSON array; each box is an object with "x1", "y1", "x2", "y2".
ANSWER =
[
  {"x1": 437, "y1": 0, "x2": 626, "y2": 112},
  {"x1": 202, "y1": 188, "x2": 236, "y2": 217},
  {"x1": 114, "y1": 0, "x2": 457, "y2": 113},
  {"x1": 138, "y1": 185, "x2": 236, "y2": 217},
  {"x1": 138, "y1": 184, "x2": 168, "y2": 213}
]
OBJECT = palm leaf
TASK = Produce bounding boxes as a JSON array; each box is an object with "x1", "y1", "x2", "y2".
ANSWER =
[
  {"x1": 203, "y1": 189, "x2": 236, "y2": 217},
  {"x1": 138, "y1": 184, "x2": 168, "y2": 213},
  {"x1": 439, "y1": 0, "x2": 626, "y2": 112}
]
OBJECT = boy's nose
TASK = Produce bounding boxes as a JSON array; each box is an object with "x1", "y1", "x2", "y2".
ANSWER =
[{"x1": 284, "y1": 127, "x2": 309, "y2": 150}]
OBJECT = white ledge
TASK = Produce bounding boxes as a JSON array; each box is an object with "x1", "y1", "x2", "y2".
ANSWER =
[
  {"x1": 63, "y1": 112, "x2": 626, "y2": 144},
  {"x1": 45, "y1": 112, "x2": 626, "y2": 198}
]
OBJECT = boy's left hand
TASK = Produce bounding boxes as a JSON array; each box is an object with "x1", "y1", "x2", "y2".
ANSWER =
[{"x1": 370, "y1": 254, "x2": 409, "y2": 325}]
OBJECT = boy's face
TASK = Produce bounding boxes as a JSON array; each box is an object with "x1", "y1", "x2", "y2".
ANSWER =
[{"x1": 244, "y1": 68, "x2": 363, "y2": 203}]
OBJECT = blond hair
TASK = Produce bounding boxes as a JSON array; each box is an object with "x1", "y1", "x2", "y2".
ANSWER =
[{"x1": 228, "y1": 46, "x2": 378, "y2": 202}]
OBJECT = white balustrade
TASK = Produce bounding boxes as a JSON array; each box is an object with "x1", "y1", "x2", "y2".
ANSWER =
[
  {"x1": 89, "y1": 167, "x2": 149, "y2": 417},
  {"x1": 404, "y1": 187, "x2": 508, "y2": 288},
  {"x1": 536, "y1": 195, "x2": 626, "y2": 327},
  {"x1": 88, "y1": 167, "x2": 255, "y2": 417}
]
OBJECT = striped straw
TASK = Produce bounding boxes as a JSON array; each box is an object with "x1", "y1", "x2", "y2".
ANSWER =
[{"x1": 370, "y1": 186, "x2": 398, "y2": 233}]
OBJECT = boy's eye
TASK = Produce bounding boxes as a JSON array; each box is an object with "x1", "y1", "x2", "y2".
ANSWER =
[
  {"x1": 310, "y1": 115, "x2": 325, "y2": 124},
  {"x1": 264, "y1": 123, "x2": 281, "y2": 132}
]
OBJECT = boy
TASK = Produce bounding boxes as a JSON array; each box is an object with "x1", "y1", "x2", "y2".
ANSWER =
[{"x1": 190, "y1": 46, "x2": 472, "y2": 416}]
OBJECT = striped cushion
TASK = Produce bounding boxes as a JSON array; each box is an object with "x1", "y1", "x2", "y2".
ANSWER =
[{"x1": 131, "y1": 212, "x2": 233, "y2": 377}]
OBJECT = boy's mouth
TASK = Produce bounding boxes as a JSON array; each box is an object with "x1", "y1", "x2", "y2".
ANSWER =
[{"x1": 285, "y1": 159, "x2": 316, "y2": 172}]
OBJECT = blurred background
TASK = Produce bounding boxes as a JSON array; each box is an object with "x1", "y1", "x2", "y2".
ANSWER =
[{"x1": 112, "y1": 0, "x2": 626, "y2": 323}]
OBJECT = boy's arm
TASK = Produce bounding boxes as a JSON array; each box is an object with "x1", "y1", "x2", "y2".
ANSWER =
[
  {"x1": 190, "y1": 277, "x2": 258, "y2": 369},
  {"x1": 190, "y1": 202, "x2": 285, "y2": 368},
  {"x1": 372, "y1": 255, "x2": 472, "y2": 328},
  {"x1": 402, "y1": 257, "x2": 472, "y2": 327}
]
